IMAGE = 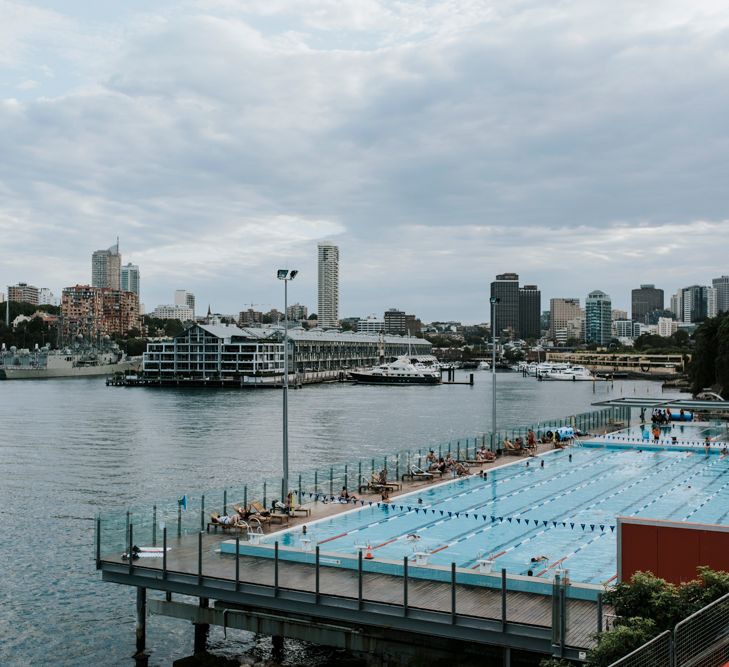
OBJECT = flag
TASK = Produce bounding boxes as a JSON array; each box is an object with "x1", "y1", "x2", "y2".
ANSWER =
[{"x1": 178, "y1": 495, "x2": 187, "y2": 511}]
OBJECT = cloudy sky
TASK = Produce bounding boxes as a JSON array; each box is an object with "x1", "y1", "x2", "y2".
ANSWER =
[{"x1": 1, "y1": 0, "x2": 728, "y2": 322}]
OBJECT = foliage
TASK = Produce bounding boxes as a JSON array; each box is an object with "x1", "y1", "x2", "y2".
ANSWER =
[
  {"x1": 503, "y1": 347, "x2": 524, "y2": 364},
  {"x1": 587, "y1": 618, "x2": 657, "y2": 667},
  {"x1": 540, "y1": 659, "x2": 577, "y2": 667},
  {"x1": 634, "y1": 331, "x2": 691, "y2": 351},
  {"x1": 689, "y1": 313, "x2": 729, "y2": 396},
  {"x1": 142, "y1": 316, "x2": 186, "y2": 338},
  {"x1": 0, "y1": 301, "x2": 60, "y2": 349}
]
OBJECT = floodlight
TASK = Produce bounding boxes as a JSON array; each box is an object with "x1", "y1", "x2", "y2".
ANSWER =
[
  {"x1": 289, "y1": 270, "x2": 298, "y2": 280},
  {"x1": 277, "y1": 269, "x2": 288, "y2": 280}
]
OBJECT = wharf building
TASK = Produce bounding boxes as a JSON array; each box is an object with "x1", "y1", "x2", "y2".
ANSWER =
[
  {"x1": 317, "y1": 241, "x2": 339, "y2": 329},
  {"x1": 61, "y1": 285, "x2": 140, "y2": 339},
  {"x1": 8, "y1": 282, "x2": 40, "y2": 305},
  {"x1": 489, "y1": 273, "x2": 541, "y2": 340},
  {"x1": 142, "y1": 323, "x2": 432, "y2": 383},
  {"x1": 585, "y1": 290, "x2": 612, "y2": 345},
  {"x1": 631, "y1": 284, "x2": 663, "y2": 324},
  {"x1": 92, "y1": 240, "x2": 122, "y2": 290}
]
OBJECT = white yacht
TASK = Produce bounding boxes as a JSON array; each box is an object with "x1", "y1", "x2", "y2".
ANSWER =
[
  {"x1": 544, "y1": 365, "x2": 599, "y2": 381},
  {"x1": 349, "y1": 357, "x2": 442, "y2": 385},
  {"x1": 477, "y1": 361, "x2": 491, "y2": 370}
]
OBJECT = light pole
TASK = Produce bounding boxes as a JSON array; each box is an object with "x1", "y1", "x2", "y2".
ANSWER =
[
  {"x1": 277, "y1": 269, "x2": 298, "y2": 503},
  {"x1": 490, "y1": 296, "x2": 499, "y2": 451}
]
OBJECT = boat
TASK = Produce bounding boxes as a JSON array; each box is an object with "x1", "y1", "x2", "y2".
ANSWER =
[
  {"x1": 0, "y1": 342, "x2": 139, "y2": 379},
  {"x1": 477, "y1": 361, "x2": 491, "y2": 370},
  {"x1": 349, "y1": 356, "x2": 442, "y2": 385},
  {"x1": 543, "y1": 365, "x2": 599, "y2": 381}
]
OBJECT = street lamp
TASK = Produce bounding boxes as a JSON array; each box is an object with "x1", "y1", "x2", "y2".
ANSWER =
[
  {"x1": 490, "y1": 296, "x2": 500, "y2": 451},
  {"x1": 277, "y1": 269, "x2": 298, "y2": 503}
]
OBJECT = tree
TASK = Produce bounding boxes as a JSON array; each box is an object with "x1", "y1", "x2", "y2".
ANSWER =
[
  {"x1": 587, "y1": 618, "x2": 657, "y2": 667},
  {"x1": 689, "y1": 314, "x2": 727, "y2": 396}
]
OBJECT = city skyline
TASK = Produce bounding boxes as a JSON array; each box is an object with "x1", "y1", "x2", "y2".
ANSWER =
[{"x1": 2, "y1": 2, "x2": 729, "y2": 321}]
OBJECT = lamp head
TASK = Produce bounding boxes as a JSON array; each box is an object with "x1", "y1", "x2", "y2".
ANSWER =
[
  {"x1": 490, "y1": 296, "x2": 500, "y2": 305},
  {"x1": 277, "y1": 269, "x2": 288, "y2": 280},
  {"x1": 289, "y1": 270, "x2": 298, "y2": 280}
]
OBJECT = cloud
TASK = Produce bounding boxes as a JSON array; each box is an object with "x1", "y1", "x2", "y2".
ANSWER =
[{"x1": 1, "y1": 1, "x2": 728, "y2": 320}]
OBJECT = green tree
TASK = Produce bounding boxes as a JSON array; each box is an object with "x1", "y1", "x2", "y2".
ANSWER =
[
  {"x1": 587, "y1": 618, "x2": 657, "y2": 667},
  {"x1": 689, "y1": 314, "x2": 725, "y2": 395}
]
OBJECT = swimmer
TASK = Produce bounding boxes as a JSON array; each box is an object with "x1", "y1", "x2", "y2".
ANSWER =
[
  {"x1": 406, "y1": 533, "x2": 421, "y2": 541},
  {"x1": 418, "y1": 498, "x2": 423, "y2": 505},
  {"x1": 530, "y1": 555, "x2": 548, "y2": 563},
  {"x1": 540, "y1": 459, "x2": 545, "y2": 468},
  {"x1": 526, "y1": 461, "x2": 530, "y2": 467},
  {"x1": 302, "y1": 525, "x2": 307, "y2": 535},
  {"x1": 568, "y1": 453, "x2": 572, "y2": 462}
]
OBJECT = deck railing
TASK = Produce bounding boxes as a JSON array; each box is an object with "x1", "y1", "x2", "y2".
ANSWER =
[{"x1": 97, "y1": 406, "x2": 628, "y2": 556}]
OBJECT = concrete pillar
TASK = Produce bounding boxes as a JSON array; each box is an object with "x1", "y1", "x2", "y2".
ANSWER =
[
  {"x1": 502, "y1": 645, "x2": 511, "y2": 667},
  {"x1": 193, "y1": 597, "x2": 209, "y2": 654},
  {"x1": 134, "y1": 587, "x2": 148, "y2": 666}
]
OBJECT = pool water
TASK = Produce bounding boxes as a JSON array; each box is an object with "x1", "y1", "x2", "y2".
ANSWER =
[{"x1": 271, "y1": 426, "x2": 729, "y2": 586}]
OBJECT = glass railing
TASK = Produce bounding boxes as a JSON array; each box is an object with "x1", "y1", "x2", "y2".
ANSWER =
[{"x1": 97, "y1": 405, "x2": 629, "y2": 559}]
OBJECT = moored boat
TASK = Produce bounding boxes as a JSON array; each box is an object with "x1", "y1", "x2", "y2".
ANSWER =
[{"x1": 349, "y1": 356, "x2": 442, "y2": 385}]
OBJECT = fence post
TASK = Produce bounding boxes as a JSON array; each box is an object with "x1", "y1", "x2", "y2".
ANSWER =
[
  {"x1": 344, "y1": 464, "x2": 348, "y2": 491},
  {"x1": 596, "y1": 592, "x2": 603, "y2": 635},
  {"x1": 451, "y1": 562, "x2": 457, "y2": 623},
  {"x1": 197, "y1": 531, "x2": 203, "y2": 585},
  {"x1": 152, "y1": 505, "x2": 157, "y2": 547},
  {"x1": 200, "y1": 494, "x2": 205, "y2": 531},
  {"x1": 223, "y1": 489, "x2": 227, "y2": 516},
  {"x1": 298, "y1": 473, "x2": 302, "y2": 505},
  {"x1": 358, "y1": 550, "x2": 363, "y2": 610},
  {"x1": 329, "y1": 467, "x2": 333, "y2": 496},
  {"x1": 314, "y1": 471, "x2": 318, "y2": 496},
  {"x1": 95, "y1": 516, "x2": 101, "y2": 570},
  {"x1": 128, "y1": 524, "x2": 134, "y2": 575},
  {"x1": 315, "y1": 546, "x2": 320, "y2": 602},
  {"x1": 403, "y1": 556, "x2": 408, "y2": 616},
  {"x1": 358, "y1": 462, "x2": 362, "y2": 488},
  {"x1": 244, "y1": 485, "x2": 247, "y2": 510},
  {"x1": 263, "y1": 481, "x2": 267, "y2": 508},
  {"x1": 235, "y1": 536, "x2": 240, "y2": 592},
  {"x1": 501, "y1": 568, "x2": 507, "y2": 631},
  {"x1": 162, "y1": 527, "x2": 167, "y2": 579},
  {"x1": 274, "y1": 541, "x2": 279, "y2": 595}
]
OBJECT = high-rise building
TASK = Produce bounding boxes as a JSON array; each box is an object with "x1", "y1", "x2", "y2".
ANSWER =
[
  {"x1": 286, "y1": 303, "x2": 308, "y2": 321},
  {"x1": 152, "y1": 304, "x2": 194, "y2": 321},
  {"x1": 357, "y1": 315, "x2": 384, "y2": 333},
  {"x1": 518, "y1": 284, "x2": 541, "y2": 339},
  {"x1": 670, "y1": 291, "x2": 683, "y2": 320},
  {"x1": 611, "y1": 309, "x2": 628, "y2": 321},
  {"x1": 317, "y1": 241, "x2": 339, "y2": 329},
  {"x1": 174, "y1": 290, "x2": 196, "y2": 318},
  {"x1": 38, "y1": 288, "x2": 57, "y2": 305},
  {"x1": 585, "y1": 290, "x2": 612, "y2": 345},
  {"x1": 681, "y1": 285, "x2": 711, "y2": 323},
  {"x1": 121, "y1": 263, "x2": 140, "y2": 295},
  {"x1": 549, "y1": 298, "x2": 583, "y2": 342},
  {"x1": 712, "y1": 276, "x2": 729, "y2": 315},
  {"x1": 92, "y1": 240, "x2": 121, "y2": 290},
  {"x1": 384, "y1": 309, "x2": 407, "y2": 335},
  {"x1": 707, "y1": 286, "x2": 718, "y2": 319},
  {"x1": 613, "y1": 319, "x2": 641, "y2": 339},
  {"x1": 8, "y1": 282, "x2": 39, "y2": 305},
  {"x1": 657, "y1": 317, "x2": 678, "y2": 338},
  {"x1": 490, "y1": 273, "x2": 520, "y2": 339},
  {"x1": 631, "y1": 284, "x2": 664, "y2": 324},
  {"x1": 239, "y1": 309, "x2": 263, "y2": 326},
  {"x1": 61, "y1": 285, "x2": 139, "y2": 339}
]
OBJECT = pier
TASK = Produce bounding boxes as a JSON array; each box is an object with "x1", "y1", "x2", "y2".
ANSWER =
[{"x1": 96, "y1": 406, "x2": 636, "y2": 665}]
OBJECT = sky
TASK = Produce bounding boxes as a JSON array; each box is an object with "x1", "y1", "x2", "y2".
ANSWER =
[{"x1": 1, "y1": 0, "x2": 728, "y2": 323}]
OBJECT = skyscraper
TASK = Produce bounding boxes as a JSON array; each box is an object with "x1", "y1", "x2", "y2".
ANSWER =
[
  {"x1": 121, "y1": 263, "x2": 140, "y2": 295},
  {"x1": 317, "y1": 241, "x2": 339, "y2": 329},
  {"x1": 92, "y1": 240, "x2": 121, "y2": 290},
  {"x1": 8, "y1": 282, "x2": 39, "y2": 305},
  {"x1": 490, "y1": 273, "x2": 520, "y2": 338},
  {"x1": 585, "y1": 290, "x2": 612, "y2": 345},
  {"x1": 631, "y1": 284, "x2": 664, "y2": 324},
  {"x1": 681, "y1": 285, "x2": 711, "y2": 323},
  {"x1": 712, "y1": 276, "x2": 729, "y2": 315},
  {"x1": 518, "y1": 284, "x2": 541, "y2": 339}
]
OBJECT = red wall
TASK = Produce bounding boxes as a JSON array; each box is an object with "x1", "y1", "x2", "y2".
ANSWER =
[{"x1": 620, "y1": 520, "x2": 729, "y2": 584}]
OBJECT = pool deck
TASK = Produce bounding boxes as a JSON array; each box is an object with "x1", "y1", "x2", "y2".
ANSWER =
[{"x1": 99, "y1": 425, "x2": 628, "y2": 664}]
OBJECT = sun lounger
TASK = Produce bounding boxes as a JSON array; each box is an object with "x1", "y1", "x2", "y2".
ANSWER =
[
  {"x1": 401, "y1": 465, "x2": 435, "y2": 482},
  {"x1": 207, "y1": 513, "x2": 247, "y2": 534},
  {"x1": 504, "y1": 442, "x2": 526, "y2": 456}
]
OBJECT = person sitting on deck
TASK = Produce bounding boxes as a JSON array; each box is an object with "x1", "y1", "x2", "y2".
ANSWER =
[
  {"x1": 515, "y1": 437, "x2": 525, "y2": 450},
  {"x1": 338, "y1": 486, "x2": 357, "y2": 502},
  {"x1": 426, "y1": 450, "x2": 437, "y2": 465},
  {"x1": 210, "y1": 512, "x2": 239, "y2": 526},
  {"x1": 452, "y1": 461, "x2": 470, "y2": 476}
]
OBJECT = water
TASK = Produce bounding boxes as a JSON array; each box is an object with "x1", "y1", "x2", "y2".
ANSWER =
[
  {"x1": 0, "y1": 372, "x2": 675, "y2": 665},
  {"x1": 267, "y1": 431, "x2": 729, "y2": 587}
]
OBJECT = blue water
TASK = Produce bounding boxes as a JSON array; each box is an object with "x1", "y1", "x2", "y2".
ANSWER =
[
  {"x1": 599, "y1": 422, "x2": 729, "y2": 446},
  {"x1": 271, "y1": 430, "x2": 729, "y2": 586}
]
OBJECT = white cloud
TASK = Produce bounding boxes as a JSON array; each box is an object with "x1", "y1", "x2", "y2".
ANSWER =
[{"x1": 1, "y1": 0, "x2": 728, "y2": 320}]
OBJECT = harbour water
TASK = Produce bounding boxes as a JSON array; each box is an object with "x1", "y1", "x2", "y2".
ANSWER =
[{"x1": 0, "y1": 373, "x2": 678, "y2": 666}]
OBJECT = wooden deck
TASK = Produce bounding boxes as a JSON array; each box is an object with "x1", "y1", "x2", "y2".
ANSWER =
[{"x1": 105, "y1": 530, "x2": 603, "y2": 650}]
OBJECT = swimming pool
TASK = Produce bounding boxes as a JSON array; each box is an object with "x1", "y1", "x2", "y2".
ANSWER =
[{"x1": 223, "y1": 423, "x2": 729, "y2": 594}]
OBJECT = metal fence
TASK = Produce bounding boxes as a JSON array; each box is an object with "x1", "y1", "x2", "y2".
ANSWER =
[
  {"x1": 674, "y1": 591, "x2": 729, "y2": 667},
  {"x1": 608, "y1": 592, "x2": 729, "y2": 667}
]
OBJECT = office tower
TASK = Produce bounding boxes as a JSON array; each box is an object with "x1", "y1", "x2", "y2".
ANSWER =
[
  {"x1": 549, "y1": 298, "x2": 583, "y2": 342},
  {"x1": 175, "y1": 290, "x2": 196, "y2": 318},
  {"x1": 631, "y1": 284, "x2": 664, "y2": 324},
  {"x1": 384, "y1": 309, "x2": 406, "y2": 335},
  {"x1": 490, "y1": 273, "x2": 520, "y2": 339},
  {"x1": 613, "y1": 319, "x2": 641, "y2": 339},
  {"x1": 91, "y1": 240, "x2": 121, "y2": 290},
  {"x1": 707, "y1": 287, "x2": 718, "y2": 318},
  {"x1": 585, "y1": 290, "x2": 612, "y2": 345},
  {"x1": 670, "y1": 291, "x2": 683, "y2": 320},
  {"x1": 681, "y1": 285, "x2": 711, "y2": 323},
  {"x1": 121, "y1": 263, "x2": 140, "y2": 295},
  {"x1": 712, "y1": 276, "x2": 729, "y2": 315},
  {"x1": 317, "y1": 241, "x2": 339, "y2": 329},
  {"x1": 657, "y1": 317, "x2": 678, "y2": 337},
  {"x1": 611, "y1": 309, "x2": 628, "y2": 321},
  {"x1": 8, "y1": 282, "x2": 39, "y2": 305},
  {"x1": 518, "y1": 284, "x2": 541, "y2": 339}
]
